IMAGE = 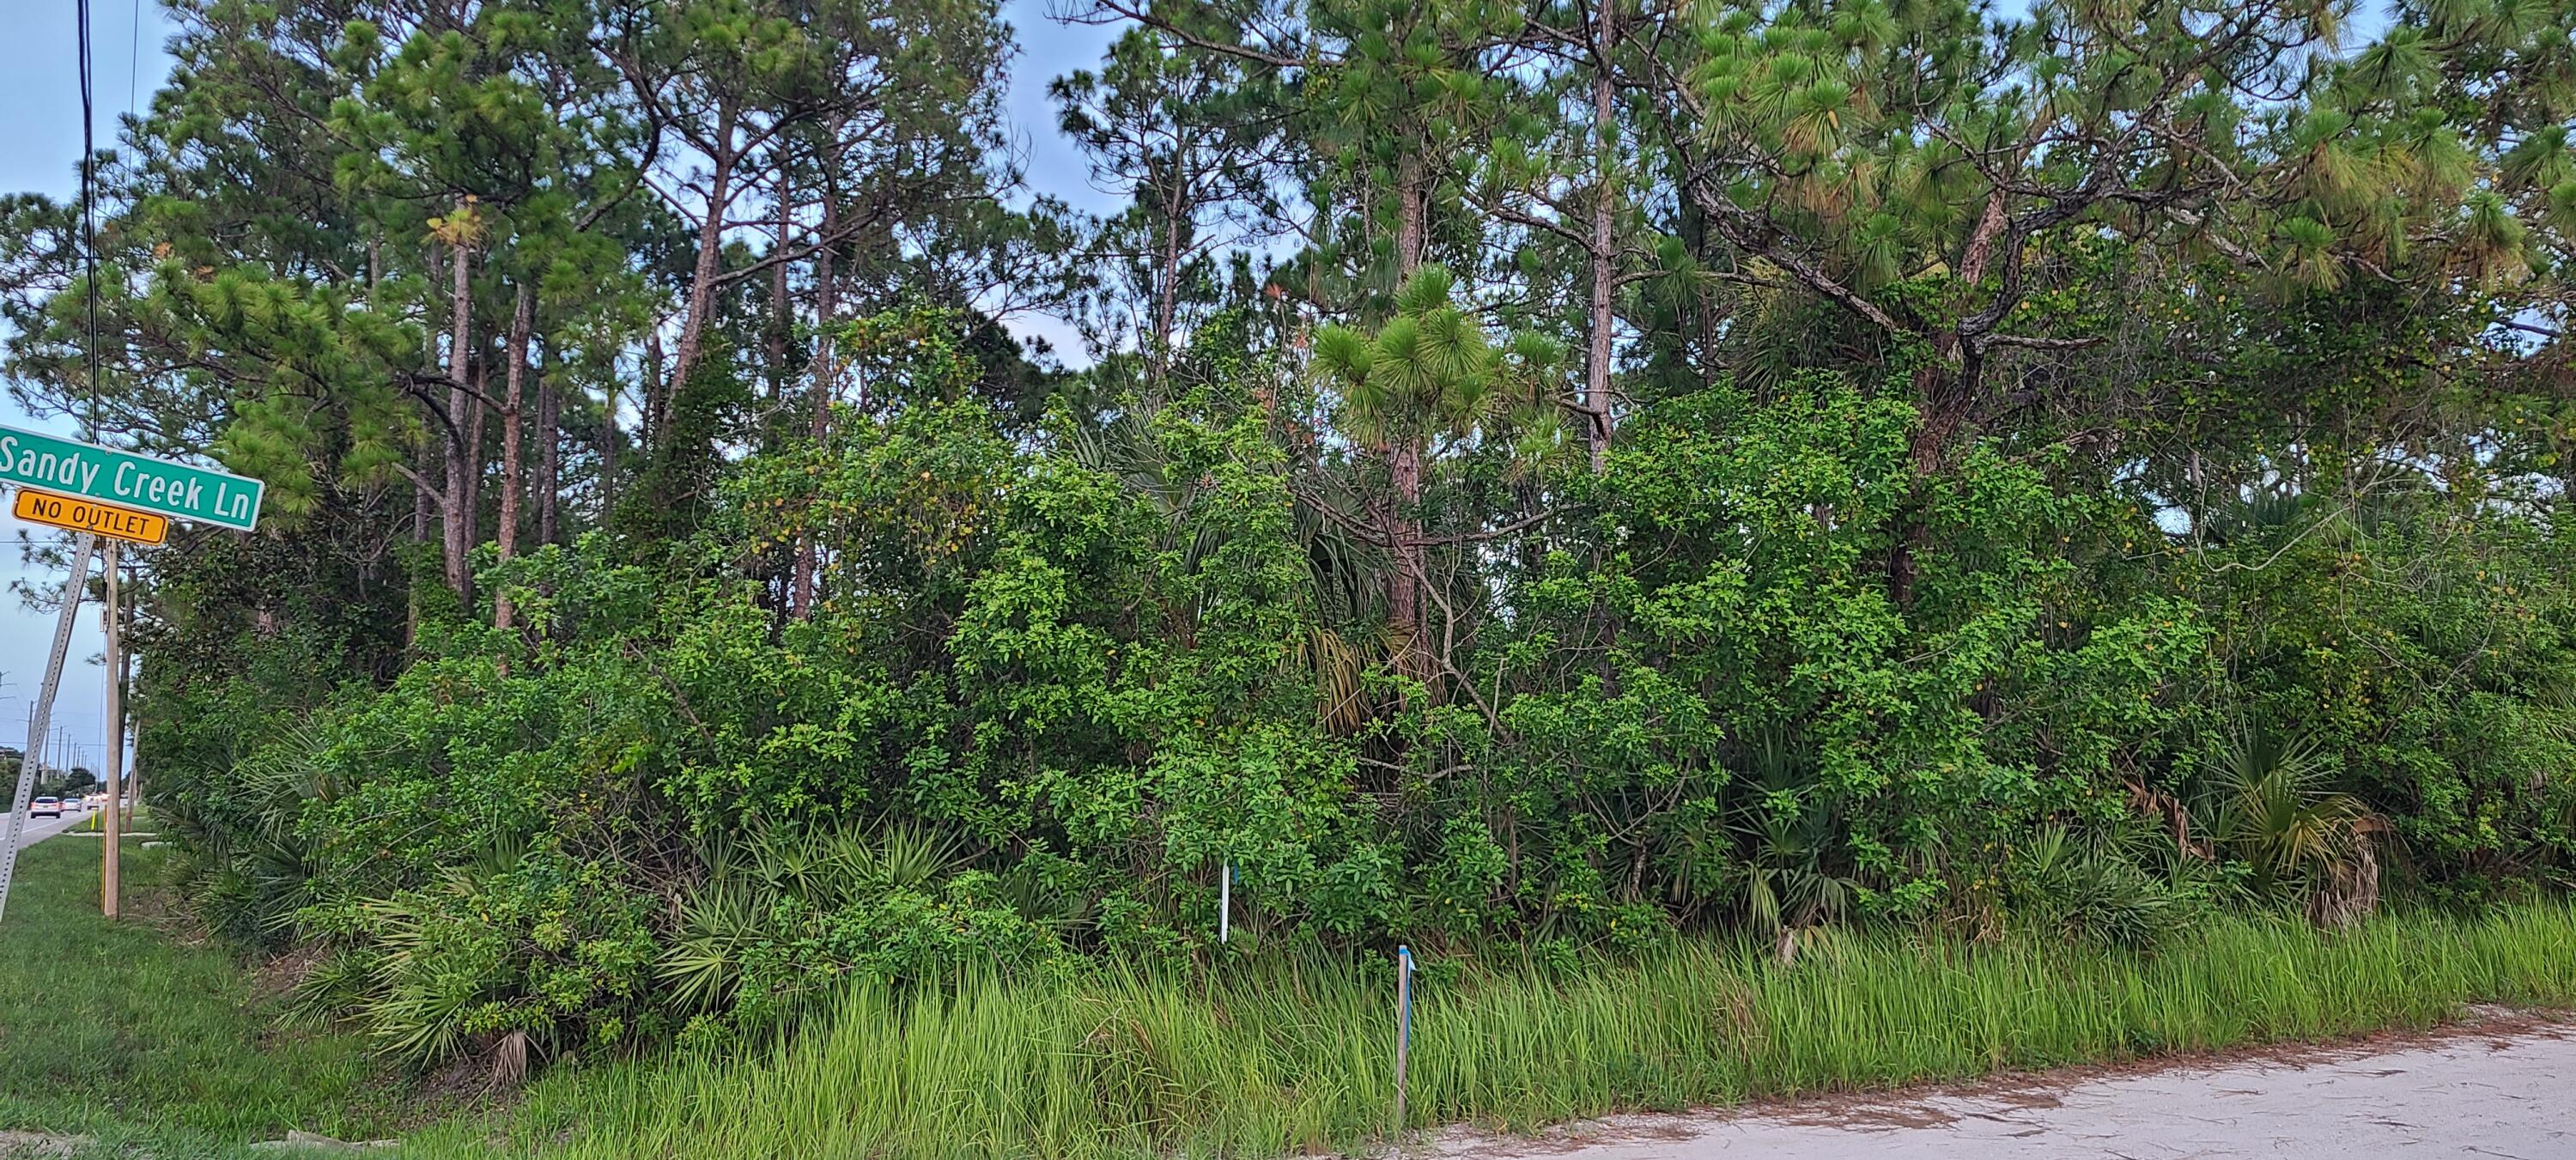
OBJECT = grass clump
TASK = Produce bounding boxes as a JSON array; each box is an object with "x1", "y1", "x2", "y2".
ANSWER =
[
  {"x1": 407, "y1": 902, "x2": 2576, "y2": 1159},
  {"x1": 0, "y1": 836, "x2": 399, "y2": 1158},
  {"x1": 5, "y1": 831, "x2": 2570, "y2": 1160}
]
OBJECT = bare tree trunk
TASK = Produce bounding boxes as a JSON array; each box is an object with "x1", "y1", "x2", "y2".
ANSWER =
[
  {"x1": 1891, "y1": 191, "x2": 2009, "y2": 609},
  {"x1": 667, "y1": 113, "x2": 737, "y2": 399},
  {"x1": 536, "y1": 335, "x2": 560, "y2": 548},
  {"x1": 409, "y1": 431, "x2": 433, "y2": 649},
  {"x1": 770, "y1": 173, "x2": 793, "y2": 420},
  {"x1": 1388, "y1": 155, "x2": 1431, "y2": 679},
  {"x1": 441, "y1": 238, "x2": 475, "y2": 602},
  {"x1": 456, "y1": 355, "x2": 489, "y2": 606},
  {"x1": 1583, "y1": 9, "x2": 1619, "y2": 474},
  {"x1": 794, "y1": 197, "x2": 838, "y2": 621},
  {"x1": 410, "y1": 440, "x2": 434, "y2": 546},
  {"x1": 766, "y1": 175, "x2": 795, "y2": 618},
  {"x1": 1151, "y1": 186, "x2": 1183, "y2": 384},
  {"x1": 600, "y1": 384, "x2": 621, "y2": 525},
  {"x1": 465, "y1": 355, "x2": 488, "y2": 538},
  {"x1": 814, "y1": 197, "x2": 836, "y2": 445},
  {"x1": 1910, "y1": 191, "x2": 2008, "y2": 474},
  {"x1": 1389, "y1": 439, "x2": 1425, "y2": 679},
  {"x1": 495, "y1": 283, "x2": 530, "y2": 633},
  {"x1": 1395, "y1": 154, "x2": 1427, "y2": 279},
  {"x1": 1955, "y1": 192, "x2": 2010, "y2": 295},
  {"x1": 641, "y1": 329, "x2": 665, "y2": 455}
]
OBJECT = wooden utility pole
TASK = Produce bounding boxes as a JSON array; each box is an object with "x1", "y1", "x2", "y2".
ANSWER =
[{"x1": 101, "y1": 541, "x2": 122, "y2": 919}]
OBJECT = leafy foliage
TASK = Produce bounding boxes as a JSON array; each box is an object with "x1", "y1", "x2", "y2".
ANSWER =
[{"x1": 7, "y1": 0, "x2": 2575, "y2": 1074}]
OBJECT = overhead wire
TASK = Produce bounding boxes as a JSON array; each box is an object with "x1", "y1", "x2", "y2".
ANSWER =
[
  {"x1": 127, "y1": 0, "x2": 141, "y2": 119},
  {"x1": 78, "y1": 0, "x2": 102, "y2": 442}
]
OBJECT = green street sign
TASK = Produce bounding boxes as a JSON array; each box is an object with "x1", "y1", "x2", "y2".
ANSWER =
[{"x1": 0, "y1": 423, "x2": 263, "y2": 531}]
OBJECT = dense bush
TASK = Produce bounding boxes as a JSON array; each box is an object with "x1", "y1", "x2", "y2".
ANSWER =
[
  {"x1": 131, "y1": 326, "x2": 2576, "y2": 1066},
  {"x1": 34, "y1": 0, "x2": 2573, "y2": 1076}
]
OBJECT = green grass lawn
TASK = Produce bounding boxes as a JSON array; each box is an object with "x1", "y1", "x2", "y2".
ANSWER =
[
  {"x1": 66, "y1": 806, "x2": 147, "y2": 835},
  {"x1": 0, "y1": 835, "x2": 405, "y2": 1158}
]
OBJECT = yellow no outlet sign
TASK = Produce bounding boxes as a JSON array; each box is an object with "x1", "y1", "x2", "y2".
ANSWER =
[{"x1": 13, "y1": 488, "x2": 169, "y2": 545}]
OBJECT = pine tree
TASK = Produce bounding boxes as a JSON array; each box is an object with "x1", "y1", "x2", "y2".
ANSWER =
[{"x1": 1054, "y1": 26, "x2": 1287, "y2": 384}]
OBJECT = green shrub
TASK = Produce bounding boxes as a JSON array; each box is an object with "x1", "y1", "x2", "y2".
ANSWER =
[{"x1": 139, "y1": 337, "x2": 2576, "y2": 1070}]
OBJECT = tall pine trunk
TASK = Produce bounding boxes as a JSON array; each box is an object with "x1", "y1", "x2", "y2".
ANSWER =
[
  {"x1": 1152, "y1": 185, "x2": 1183, "y2": 385},
  {"x1": 599, "y1": 384, "x2": 621, "y2": 527},
  {"x1": 1583, "y1": 11, "x2": 1619, "y2": 473},
  {"x1": 641, "y1": 329, "x2": 665, "y2": 456},
  {"x1": 495, "y1": 284, "x2": 531, "y2": 633},
  {"x1": 1388, "y1": 164, "x2": 1431, "y2": 680},
  {"x1": 670, "y1": 179, "x2": 730, "y2": 390},
  {"x1": 536, "y1": 335, "x2": 560, "y2": 548},
  {"x1": 770, "y1": 174, "x2": 793, "y2": 419},
  {"x1": 794, "y1": 197, "x2": 837, "y2": 620},
  {"x1": 465, "y1": 359, "x2": 488, "y2": 552},
  {"x1": 1388, "y1": 438, "x2": 1425, "y2": 677},
  {"x1": 410, "y1": 440, "x2": 434, "y2": 547},
  {"x1": 1394, "y1": 154, "x2": 1427, "y2": 277},
  {"x1": 441, "y1": 237, "x2": 475, "y2": 603},
  {"x1": 1890, "y1": 192, "x2": 2008, "y2": 607},
  {"x1": 812, "y1": 198, "x2": 836, "y2": 445},
  {"x1": 668, "y1": 110, "x2": 737, "y2": 404}
]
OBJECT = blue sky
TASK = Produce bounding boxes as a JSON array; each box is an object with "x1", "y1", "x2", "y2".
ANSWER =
[
  {"x1": 0, "y1": 0, "x2": 171, "y2": 772},
  {"x1": 0, "y1": 0, "x2": 1117, "y2": 770}
]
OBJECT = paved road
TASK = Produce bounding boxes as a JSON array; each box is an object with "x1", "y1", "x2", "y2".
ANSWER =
[
  {"x1": 10, "y1": 805, "x2": 91, "y2": 848},
  {"x1": 1431, "y1": 1023, "x2": 2574, "y2": 1159}
]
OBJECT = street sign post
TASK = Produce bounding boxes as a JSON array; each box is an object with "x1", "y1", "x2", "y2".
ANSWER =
[
  {"x1": 13, "y1": 489, "x2": 169, "y2": 545},
  {"x1": 0, "y1": 423, "x2": 262, "y2": 531},
  {"x1": 0, "y1": 427, "x2": 265, "y2": 922}
]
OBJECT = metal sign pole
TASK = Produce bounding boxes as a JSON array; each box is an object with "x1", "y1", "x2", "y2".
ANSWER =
[
  {"x1": 0, "y1": 535, "x2": 98, "y2": 922},
  {"x1": 1393, "y1": 944, "x2": 1414, "y2": 1145}
]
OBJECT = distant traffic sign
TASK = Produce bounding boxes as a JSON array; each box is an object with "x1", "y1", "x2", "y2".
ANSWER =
[
  {"x1": 0, "y1": 423, "x2": 262, "y2": 531},
  {"x1": 13, "y1": 489, "x2": 169, "y2": 545}
]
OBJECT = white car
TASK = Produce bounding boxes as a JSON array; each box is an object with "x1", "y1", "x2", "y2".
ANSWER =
[{"x1": 28, "y1": 797, "x2": 62, "y2": 818}]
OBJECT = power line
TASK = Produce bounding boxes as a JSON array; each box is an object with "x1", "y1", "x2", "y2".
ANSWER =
[
  {"x1": 127, "y1": 0, "x2": 141, "y2": 119},
  {"x1": 78, "y1": 0, "x2": 102, "y2": 441}
]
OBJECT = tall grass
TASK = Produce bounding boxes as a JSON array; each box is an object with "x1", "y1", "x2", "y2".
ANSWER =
[{"x1": 407, "y1": 903, "x2": 2576, "y2": 1159}]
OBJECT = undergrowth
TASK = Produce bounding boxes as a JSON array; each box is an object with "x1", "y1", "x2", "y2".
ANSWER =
[{"x1": 401, "y1": 901, "x2": 2576, "y2": 1159}]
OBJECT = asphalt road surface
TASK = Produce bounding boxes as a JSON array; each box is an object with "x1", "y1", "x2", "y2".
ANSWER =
[
  {"x1": 10, "y1": 805, "x2": 90, "y2": 848},
  {"x1": 1429, "y1": 1022, "x2": 2574, "y2": 1159}
]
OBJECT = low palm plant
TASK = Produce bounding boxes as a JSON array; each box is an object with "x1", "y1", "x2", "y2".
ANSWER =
[
  {"x1": 2207, "y1": 726, "x2": 2382, "y2": 924},
  {"x1": 172, "y1": 721, "x2": 338, "y2": 947},
  {"x1": 2007, "y1": 825, "x2": 2193, "y2": 949},
  {"x1": 1728, "y1": 735, "x2": 1857, "y2": 964},
  {"x1": 660, "y1": 820, "x2": 975, "y2": 1024}
]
